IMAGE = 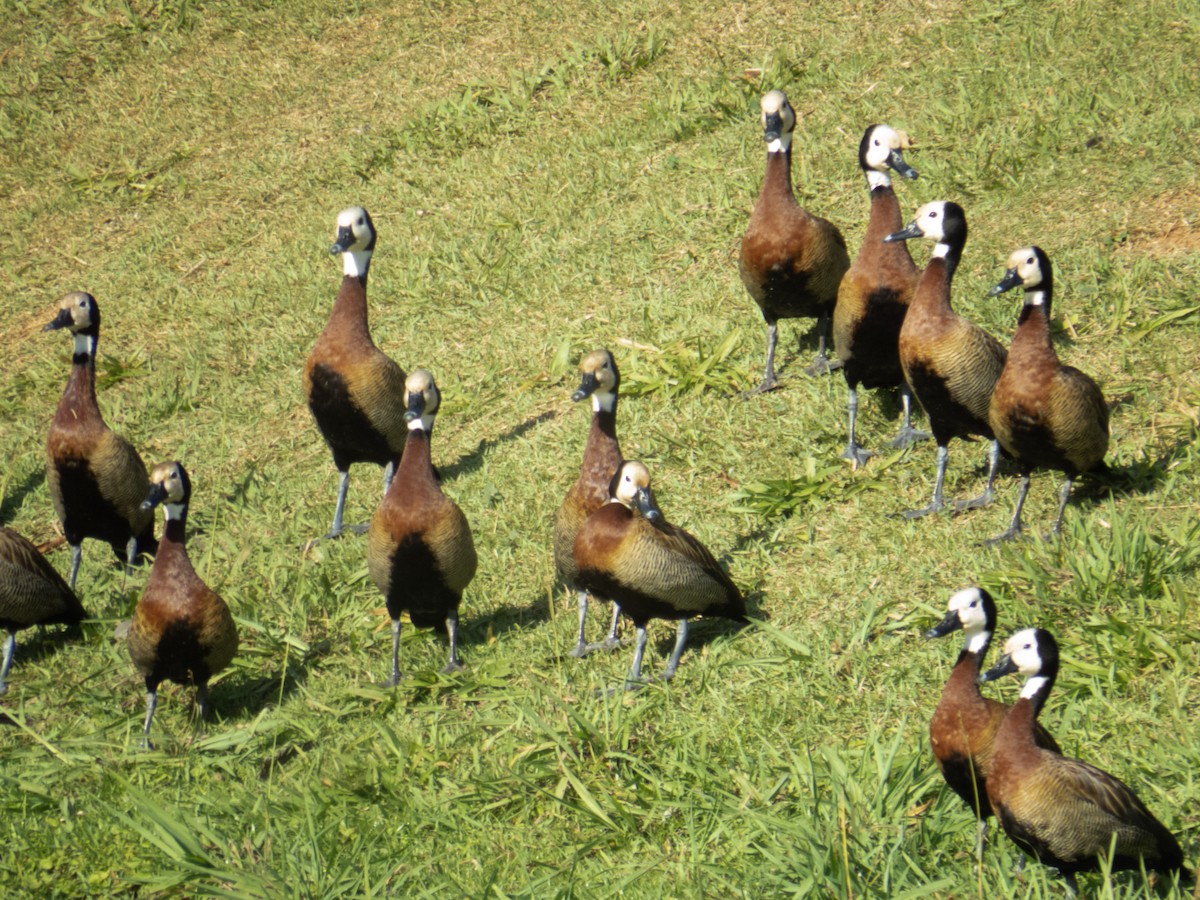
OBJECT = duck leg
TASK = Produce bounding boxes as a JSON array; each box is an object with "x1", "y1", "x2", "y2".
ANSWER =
[
  {"x1": 442, "y1": 613, "x2": 463, "y2": 674},
  {"x1": 384, "y1": 618, "x2": 402, "y2": 687},
  {"x1": 567, "y1": 590, "x2": 590, "y2": 658},
  {"x1": 596, "y1": 603, "x2": 622, "y2": 652},
  {"x1": 660, "y1": 618, "x2": 689, "y2": 681},
  {"x1": 625, "y1": 625, "x2": 650, "y2": 688},
  {"x1": 0, "y1": 632, "x2": 15, "y2": 695},
  {"x1": 141, "y1": 685, "x2": 158, "y2": 750},
  {"x1": 842, "y1": 385, "x2": 874, "y2": 468},
  {"x1": 745, "y1": 319, "x2": 780, "y2": 396},
  {"x1": 903, "y1": 444, "x2": 948, "y2": 519},
  {"x1": 1050, "y1": 476, "x2": 1074, "y2": 536},
  {"x1": 804, "y1": 310, "x2": 842, "y2": 376},
  {"x1": 984, "y1": 472, "x2": 1031, "y2": 546},
  {"x1": 326, "y1": 471, "x2": 351, "y2": 539},
  {"x1": 382, "y1": 461, "x2": 395, "y2": 497},
  {"x1": 955, "y1": 440, "x2": 1001, "y2": 512},
  {"x1": 67, "y1": 543, "x2": 83, "y2": 591},
  {"x1": 889, "y1": 384, "x2": 930, "y2": 449}
]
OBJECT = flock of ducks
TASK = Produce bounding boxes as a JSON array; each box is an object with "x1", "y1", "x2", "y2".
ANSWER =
[{"x1": 0, "y1": 87, "x2": 1188, "y2": 888}]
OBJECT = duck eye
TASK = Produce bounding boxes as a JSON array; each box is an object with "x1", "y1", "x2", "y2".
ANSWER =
[{"x1": 1026, "y1": 256, "x2": 1034, "y2": 265}]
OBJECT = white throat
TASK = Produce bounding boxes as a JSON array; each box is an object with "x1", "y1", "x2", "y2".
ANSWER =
[
  {"x1": 1026, "y1": 289, "x2": 1047, "y2": 307},
  {"x1": 767, "y1": 133, "x2": 793, "y2": 154},
  {"x1": 1020, "y1": 675, "x2": 1049, "y2": 700},
  {"x1": 343, "y1": 249, "x2": 371, "y2": 277},
  {"x1": 931, "y1": 242, "x2": 951, "y2": 259},
  {"x1": 163, "y1": 502, "x2": 186, "y2": 521},
  {"x1": 592, "y1": 391, "x2": 616, "y2": 414},
  {"x1": 407, "y1": 416, "x2": 433, "y2": 432},
  {"x1": 73, "y1": 334, "x2": 96, "y2": 356},
  {"x1": 866, "y1": 169, "x2": 892, "y2": 189},
  {"x1": 965, "y1": 630, "x2": 990, "y2": 655}
]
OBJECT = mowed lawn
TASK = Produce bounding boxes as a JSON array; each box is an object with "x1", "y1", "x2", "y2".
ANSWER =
[{"x1": 1, "y1": 0, "x2": 1198, "y2": 895}]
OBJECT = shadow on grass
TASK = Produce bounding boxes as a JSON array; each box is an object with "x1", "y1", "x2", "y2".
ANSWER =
[
  {"x1": 439, "y1": 408, "x2": 559, "y2": 482},
  {"x1": 0, "y1": 469, "x2": 46, "y2": 525}
]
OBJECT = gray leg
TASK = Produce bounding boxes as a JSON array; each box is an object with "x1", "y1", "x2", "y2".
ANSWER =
[
  {"x1": 956, "y1": 440, "x2": 1001, "y2": 512},
  {"x1": 661, "y1": 618, "x2": 689, "y2": 681},
  {"x1": 842, "y1": 386, "x2": 873, "y2": 467},
  {"x1": 745, "y1": 320, "x2": 779, "y2": 396},
  {"x1": 385, "y1": 618, "x2": 402, "y2": 687},
  {"x1": 442, "y1": 613, "x2": 463, "y2": 674},
  {"x1": 0, "y1": 632, "x2": 15, "y2": 695},
  {"x1": 626, "y1": 625, "x2": 649, "y2": 687},
  {"x1": 196, "y1": 682, "x2": 210, "y2": 722},
  {"x1": 568, "y1": 590, "x2": 589, "y2": 658},
  {"x1": 141, "y1": 689, "x2": 158, "y2": 750},
  {"x1": 903, "y1": 444, "x2": 948, "y2": 519},
  {"x1": 382, "y1": 461, "x2": 395, "y2": 497},
  {"x1": 805, "y1": 310, "x2": 842, "y2": 376},
  {"x1": 326, "y1": 471, "x2": 351, "y2": 539},
  {"x1": 890, "y1": 384, "x2": 931, "y2": 448},
  {"x1": 68, "y1": 544, "x2": 82, "y2": 591},
  {"x1": 598, "y1": 603, "x2": 622, "y2": 651},
  {"x1": 984, "y1": 472, "x2": 1031, "y2": 546},
  {"x1": 126, "y1": 535, "x2": 141, "y2": 568},
  {"x1": 1050, "y1": 476, "x2": 1074, "y2": 536}
]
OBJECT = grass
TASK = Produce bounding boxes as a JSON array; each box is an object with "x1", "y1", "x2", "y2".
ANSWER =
[{"x1": 2, "y1": 0, "x2": 1199, "y2": 895}]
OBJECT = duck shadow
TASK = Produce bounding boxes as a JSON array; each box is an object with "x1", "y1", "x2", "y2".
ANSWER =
[
  {"x1": 3, "y1": 623, "x2": 85, "y2": 670},
  {"x1": 440, "y1": 408, "x2": 559, "y2": 482},
  {"x1": 0, "y1": 470, "x2": 46, "y2": 525},
  {"x1": 210, "y1": 637, "x2": 332, "y2": 721}
]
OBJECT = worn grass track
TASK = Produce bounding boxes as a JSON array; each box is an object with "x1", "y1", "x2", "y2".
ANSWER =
[{"x1": 2, "y1": 0, "x2": 1198, "y2": 895}]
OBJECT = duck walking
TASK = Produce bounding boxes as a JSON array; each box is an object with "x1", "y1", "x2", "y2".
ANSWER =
[
  {"x1": 886, "y1": 202, "x2": 1007, "y2": 517},
  {"x1": 44, "y1": 291, "x2": 156, "y2": 589},
  {"x1": 986, "y1": 247, "x2": 1109, "y2": 544},
  {"x1": 305, "y1": 206, "x2": 408, "y2": 539},
  {"x1": 574, "y1": 461, "x2": 746, "y2": 686},
  {"x1": 980, "y1": 628, "x2": 1184, "y2": 892},
  {"x1": 368, "y1": 370, "x2": 476, "y2": 684},
  {"x1": 740, "y1": 90, "x2": 850, "y2": 391},
  {"x1": 834, "y1": 124, "x2": 928, "y2": 466},
  {"x1": 553, "y1": 350, "x2": 624, "y2": 657},
  {"x1": 128, "y1": 462, "x2": 238, "y2": 747}
]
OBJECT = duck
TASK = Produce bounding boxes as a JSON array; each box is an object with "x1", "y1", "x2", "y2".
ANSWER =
[
  {"x1": 985, "y1": 247, "x2": 1109, "y2": 544},
  {"x1": 833, "y1": 124, "x2": 929, "y2": 466},
  {"x1": 979, "y1": 628, "x2": 1185, "y2": 892},
  {"x1": 925, "y1": 587, "x2": 1059, "y2": 854},
  {"x1": 367, "y1": 370, "x2": 476, "y2": 684},
  {"x1": 44, "y1": 291, "x2": 156, "y2": 590},
  {"x1": 0, "y1": 527, "x2": 86, "y2": 695},
  {"x1": 552, "y1": 349, "x2": 624, "y2": 657},
  {"x1": 128, "y1": 462, "x2": 238, "y2": 748},
  {"x1": 573, "y1": 461, "x2": 746, "y2": 686},
  {"x1": 740, "y1": 90, "x2": 850, "y2": 392},
  {"x1": 885, "y1": 202, "x2": 1007, "y2": 517},
  {"x1": 305, "y1": 206, "x2": 408, "y2": 539}
]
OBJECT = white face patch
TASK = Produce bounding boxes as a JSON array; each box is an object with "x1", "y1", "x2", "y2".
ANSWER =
[{"x1": 73, "y1": 334, "x2": 96, "y2": 356}]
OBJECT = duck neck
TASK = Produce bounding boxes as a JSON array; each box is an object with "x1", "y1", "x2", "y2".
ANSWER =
[
  {"x1": 398, "y1": 425, "x2": 435, "y2": 483},
  {"x1": 327, "y1": 272, "x2": 372, "y2": 341},
  {"x1": 760, "y1": 148, "x2": 796, "y2": 206},
  {"x1": 63, "y1": 333, "x2": 99, "y2": 411},
  {"x1": 1010, "y1": 295, "x2": 1055, "y2": 360},
  {"x1": 865, "y1": 185, "x2": 909, "y2": 253},
  {"x1": 156, "y1": 504, "x2": 190, "y2": 560}
]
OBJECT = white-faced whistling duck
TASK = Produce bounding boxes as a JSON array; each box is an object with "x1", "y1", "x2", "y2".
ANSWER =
[
  {"x1": 925, "y1": 587, "x2": 1059, "y2": 857},
  {"x1": 573, "y1": 461, "x2": 746, "y2": 687},
  {"x1": 740, "y1": 90, "x2": 850, "y2": 391},
  {"x1": 833, "y1": 124, "x2": 930, "y2": 467},
  {"x1": 980, "y1": 628, "x2": 1184, "y2": 892},
  {"x1": 985, "y1": 247, "x2": 1109, "y2": 545},
  {"x1": 552, "y1": 349, "x2": 624, "y2": 657},
  {"x1": 44, "y1": 291, "x2": 156, "y2": 590},
  {"x1": 305, "y1": 206, "x2": 408, "y2": 539},
  {"x1": 0, "y1": 527, "x2": 86, "y2": 695},
  {"x1": 367, "y1": 370, "x2": 476, "y2": 684},
  {"x1": 128, "y1": 462, "x2": 238, "y2": 748},
  {"x1": 885, "y1": 202, "x2": 1007, "y2": 518}
]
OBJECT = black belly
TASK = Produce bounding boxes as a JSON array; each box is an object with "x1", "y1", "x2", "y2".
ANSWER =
[
  {"x1": 54, "y1": 457, "x2": 136, "y2": 553},
  {"x1": 308, "y1": 364, "x2": 397, "y2": 471},
  {"x1": 383, "y1": 533, "x2": 458, "y2": 628},
  {"x1": 843, "y1": 289, "x2": 906, "y2": 389},
  {"x1": 147, "y1": 619, "x2": 213, "y2": 689},
  {"x1": 907, "y1": 362, "x2": 992, "y2": 445}
]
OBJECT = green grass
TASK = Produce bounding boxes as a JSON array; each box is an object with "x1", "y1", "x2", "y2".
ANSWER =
[{"x1": 2, "y1": 0, "x2": 1199, "y2": 895}]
